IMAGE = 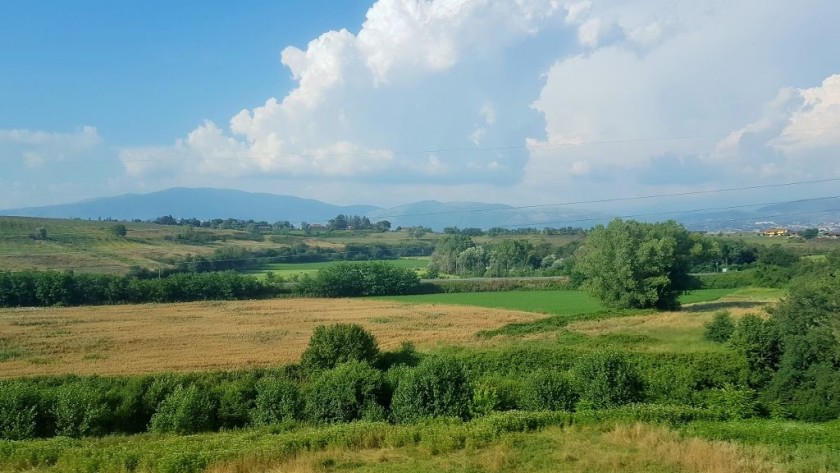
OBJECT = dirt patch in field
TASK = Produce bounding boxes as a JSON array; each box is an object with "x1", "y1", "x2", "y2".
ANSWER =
[{"x1": 0, "y1": 298, "x2": 544, "y2": 378}]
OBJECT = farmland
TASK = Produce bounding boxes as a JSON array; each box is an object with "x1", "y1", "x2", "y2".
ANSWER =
[
  {"x1": 0, "y1": 298, "x2": 543, "y2": 378},
  {"x1": 1, "y1": 217, "x2": 840, "y2": 473}
]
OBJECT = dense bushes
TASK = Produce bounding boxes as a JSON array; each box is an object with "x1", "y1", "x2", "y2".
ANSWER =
[
  {"x1": 251, "y1": 376, "x2": 300, "y2": 426},
  {"x1": 304, "y1": 361, "x2": 385, "y2": 423},
  {"x1": 391, "y1": 356, "x2": 472, "y2": 422},
  {"x1": 573, "y1": 351, "x2": 645, "y2": 409},
  {"x1": 299, "y1": 261, "x2": 420, "y2": 297},
  {"x1": 150, "y1": 385, "x2": 216, "y2": 434},
  {"x1": 520, "y1": 371, "x2": 579, "y2": 411}
]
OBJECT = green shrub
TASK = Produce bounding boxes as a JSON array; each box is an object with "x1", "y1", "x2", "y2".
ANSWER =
[
  {"x1": 391, "y1": 356, "x2": 472, "y2": 423},
  {"x1": 702, "y1": 384, "x2": 756, "y2": 420},
  {"x1": 108, "y1": 377, "x2": 150, "y2": 434},
  {"x1": 574, "y1": 351, "x2": 644, "y2": 410},
  {"x1": 0, "y1": 382, "x2": 40, "y2": 440},
  {"x1": 304, "y1": 261, "x2": 420, "y2": 297},
  {"x1": 704, "y1": 310, "x2": 736, "y2": 342},
  {"x1": 520, "y1": 370, "x2": 578, "y2": 411},
  {"x1": 251, "y1": 376, "x2": 300, "y2": 426},
  {"x1": 149, "y1": 385, "x2": 216, "y2": 434},
  {"x1": 214, "y1": 378, "x2": 257, "y2": 429},
  {"x1": 52, "y1": 380, "x2": 111, "y2": 438},
  {"x1": 301, "y1": 324, "x2": 380, "y2": 371},
  {"x1": 304, "y1": 361, "x2": 384, "y2": 423}
]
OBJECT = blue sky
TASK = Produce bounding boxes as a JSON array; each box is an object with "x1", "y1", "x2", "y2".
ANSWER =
[{"x1": 2, "y1": 0, "x2": 839, "y2": 212}]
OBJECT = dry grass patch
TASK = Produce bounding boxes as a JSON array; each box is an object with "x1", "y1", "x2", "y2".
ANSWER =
[
  {"x1": 564, "y1": 294, "x2": 777, "y2": 353},
  {"x1": 0, "y1": 298, "x2": 544, "y2": 378},
  {"x1": 213, "y1": 424, "x2": 778, "y2": 473}
]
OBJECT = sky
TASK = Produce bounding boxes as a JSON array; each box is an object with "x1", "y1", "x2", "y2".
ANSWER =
[{"x1": 2, "y1": 0, "x2": 839, "y2": 214}]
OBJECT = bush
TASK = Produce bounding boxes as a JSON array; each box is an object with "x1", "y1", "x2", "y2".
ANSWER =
[
  {"x1": 52, "y1": 380, "x2": 113, "y2": 438},
  {"x1": 702, "y1": 384, "x2": 756, "y2": 420},
  {"x1": 251, "y1": 376, "x2": 300, "y2": 426},
  {"x1": 574, "y1": 351, "x2": 644, "y2": 410},
  {"x1": 304, "y1": 361, "x2": 384, "y2": 423},
  {"x1": 0, "y1": 382, "x2": 41, "y2": 440},
  {"x1": 704, "y1": 310, "x2": 736, "y2": 342},
  {"x1": 214, "y1": 378, "x2": 257, "y2": 429},
  {"x1": 303, "y1": 261, "x2": 420, "y2": 297},
  {"x1": 391, "y1": 356, "x2": 472, "y2": 423},
  {"x1": 301, "y1": 324, "x2": 380, "y2": 372},
  {"x1": 149, "y1": 385, "x2": 216, "y2": 434},
  {"x1": 520, "y1": 370, "x2": 578, "y2": 412}
]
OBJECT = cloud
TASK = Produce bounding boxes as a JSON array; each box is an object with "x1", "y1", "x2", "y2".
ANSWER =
[
  {"x1": 523, "y1": 0, "x2": 840, "y2": 203},
  {"x1": 772, "y1": 74, "x2": 840, "y2": 154},
  {"x1": 102, "y1": 0, "x2": 840, "y2": 210},
  {"x1": 0, "y1": 126, "x2": 102, "y2": 169},
  {"x1": 120, "y1": 0, "x2": 567, "y2": 183}
]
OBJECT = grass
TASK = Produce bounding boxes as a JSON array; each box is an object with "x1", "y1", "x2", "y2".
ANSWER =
[
  {"x1": 261, "y1": 423, "x2": 779, "y2": 473},
  {"x1": 3, "y1": 412, "x2": 833, "y2": 473},
  {"x1": 379, "y1": 289, "x2": 736, "y2": 317},
  {"x1": 376, "y1": 290, "x2": 605, "y2": 316}
]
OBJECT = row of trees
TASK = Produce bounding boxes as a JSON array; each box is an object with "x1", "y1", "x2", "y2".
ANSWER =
[
  {"x1": 325, "y1": 214, "x2": 391, "y2": 232},
  {"x1": 0, "y1": 271, "x2": 277, "y2": 307},
  {"x1": 429, "y1": 234, "x2": 582, "y2": 279},
  {"x1": 0, "y1": 261, "x2": 423, "y2": 308}
]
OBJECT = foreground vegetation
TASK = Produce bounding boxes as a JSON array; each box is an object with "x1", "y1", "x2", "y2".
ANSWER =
[{"x1": 4, "y1": 411, "x2": 838, "y2": 473}]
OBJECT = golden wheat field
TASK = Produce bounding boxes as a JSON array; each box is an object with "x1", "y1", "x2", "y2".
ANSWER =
[{"x1": 0, "y1": 298, "x2": 545, "y2": 378}]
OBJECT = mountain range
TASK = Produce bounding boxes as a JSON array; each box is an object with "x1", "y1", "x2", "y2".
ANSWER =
[{"x1": 2, "y1": 188, "x2": 838, "y2": 231}]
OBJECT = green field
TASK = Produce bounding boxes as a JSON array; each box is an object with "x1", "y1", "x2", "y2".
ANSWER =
[
  {"x1": 377, "y1": 288, "x2": 736, "y2": 316},
  {"x1": 247, "y1": 257, "x2": 430, "y2": 279}
]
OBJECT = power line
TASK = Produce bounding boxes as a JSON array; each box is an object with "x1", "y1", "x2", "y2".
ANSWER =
[
  {"x1": 3, "y1": 126, "x2": 839, "y2": 166},
  {"x1": 371, "y1": 178, "x2": 840, "y2": 219},
  {"x1": 3, "y1": 177, "x2": 840, "y2": 230}
]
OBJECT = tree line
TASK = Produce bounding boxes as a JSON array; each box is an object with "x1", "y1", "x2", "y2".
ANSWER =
[{"x1": 0, "y1": 261, "x2": 423, "y2": 308}]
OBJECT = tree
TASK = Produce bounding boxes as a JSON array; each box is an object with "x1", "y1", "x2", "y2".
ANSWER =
[
  {"x1": 456, "y1": 246, "x2": 489, "y2": 277},
  {"x1": 391, "y1": 356, "x2": 472, "y2": 422},
  {"x1": 573, "y1": 351, "x2": 644, "y2": 409},
  {"x1": 300, "y1": 324, "x2": 380, "y2": 371},
  {"x1": 487, "y1": 239, "x2": 534, "y2": 277},
  {"x1": 430, "y1": 234, "x2": 474, "y2": 274},
  {"x1": 576, "y1": 219, "x2": 693, "y2": 310}
]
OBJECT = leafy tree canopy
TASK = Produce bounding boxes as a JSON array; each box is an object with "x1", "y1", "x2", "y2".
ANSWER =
[{"x1": 576, "y1": 219, "x2": 693, "y2": 310}]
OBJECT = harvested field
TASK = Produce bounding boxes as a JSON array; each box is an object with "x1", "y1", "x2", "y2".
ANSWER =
[{"x1": 0, "y1": 298, "x2": 545, "y2": 378}]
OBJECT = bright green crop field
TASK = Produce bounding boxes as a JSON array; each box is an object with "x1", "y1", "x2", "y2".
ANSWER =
[{"x1": 376, "y1": 288, "x2": 737, "y2": 316}]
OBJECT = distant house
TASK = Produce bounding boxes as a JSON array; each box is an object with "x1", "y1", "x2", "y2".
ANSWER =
[
  {"x1": 762, "y1": 228, "x2": 790, "y2": 237},
  {"x1": 309, "y1": 224, "x2": 326, "y2": 230}
]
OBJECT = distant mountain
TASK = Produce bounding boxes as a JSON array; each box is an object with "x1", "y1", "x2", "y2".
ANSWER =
[
  {"x1": 4, "y1": 188, "x2": 837, "y2": 231},
  {"x1": 368, "y1": 200, "x2": 609, "y2": 230},
  {"x1": 1, "y1": 188, "x2": 379, "y2": 223}
]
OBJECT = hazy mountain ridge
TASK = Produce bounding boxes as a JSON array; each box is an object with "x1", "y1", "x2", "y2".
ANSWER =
[
  {"x1": 2, "y1": 188, "x2": 838, "y2": 231},
  {"x1": 1, "y1": 188, "x2": 378, "y2": 223}
]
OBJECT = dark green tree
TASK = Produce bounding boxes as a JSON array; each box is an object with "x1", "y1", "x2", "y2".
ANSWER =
[
  {"x1": 304, "y1": 361, "x2": 385, "y2": 423},
  {"x1": 300, "y1": 324, "x2": 380, "y2": 371},
  {"x1": 391, "y1": 356, "x2": 472, "y2": 422},
  {"x1": 430, "y1": 234, "x2": 474, "y2": 274},
  {"x1": 576, "y1": 219, "x2": 693, "y2": 310}
]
